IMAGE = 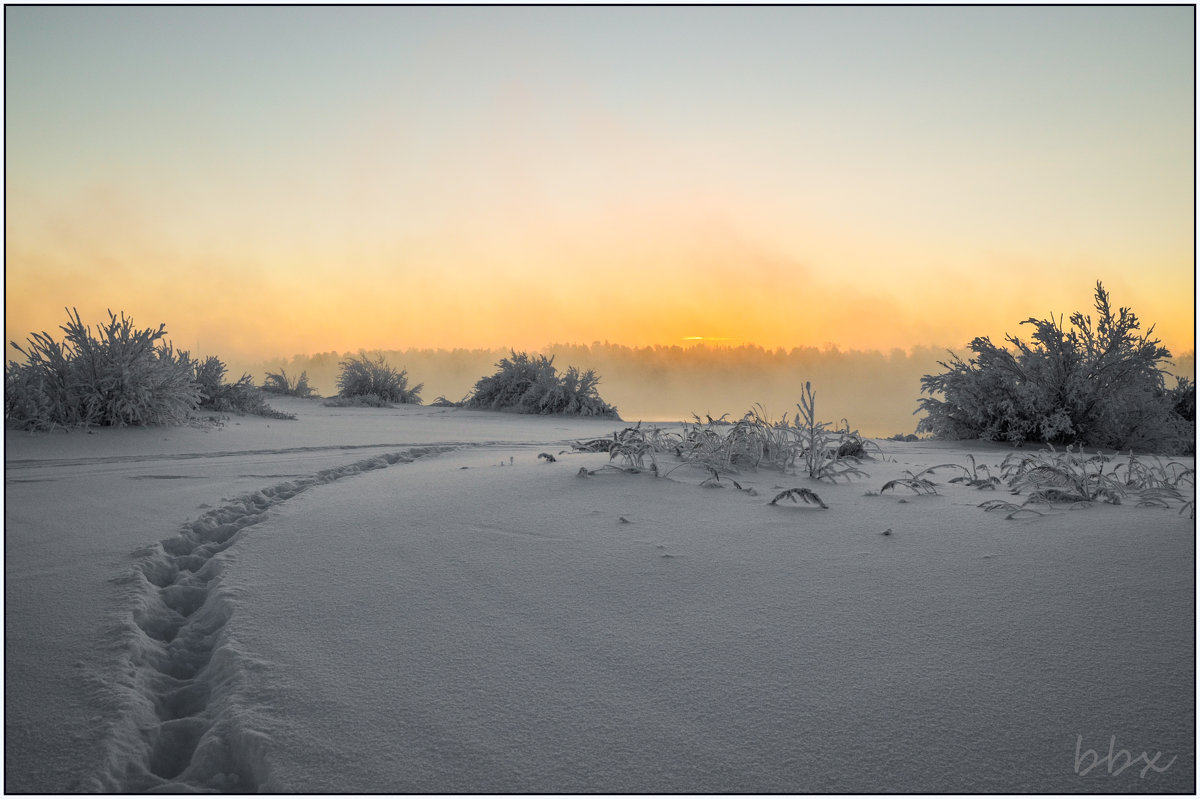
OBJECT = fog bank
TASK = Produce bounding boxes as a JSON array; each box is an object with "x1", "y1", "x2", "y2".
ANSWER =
[{"x1": 232, "y1": 342, "x2": 1195, "y2": 438}]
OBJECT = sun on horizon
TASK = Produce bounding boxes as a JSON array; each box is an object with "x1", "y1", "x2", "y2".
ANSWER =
[{"x1": 5, "y1": 6, "x2": 1194, "y2": 378}]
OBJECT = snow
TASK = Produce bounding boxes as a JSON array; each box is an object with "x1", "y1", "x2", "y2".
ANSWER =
[{"x1": 4, "y1": 397, "x2": 1195, "y2": 793}]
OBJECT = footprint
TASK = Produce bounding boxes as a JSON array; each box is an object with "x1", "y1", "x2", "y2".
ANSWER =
[{"x1": 99, "y1": 445, "x2": 452, "y2": 793}]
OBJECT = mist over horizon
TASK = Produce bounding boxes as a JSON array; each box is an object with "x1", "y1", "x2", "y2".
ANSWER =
[
  {"x1": 229, "y1": 341, "x2": 1197, "y2": 438},
  {"x1": 5, "y1": 310, "x2": 1192, "y2": 439},
  {"x1": 5, "y1": 7, "x2": 1193, "y2": 439}
]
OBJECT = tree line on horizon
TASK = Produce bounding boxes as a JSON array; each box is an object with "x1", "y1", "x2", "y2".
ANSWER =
[{"x1": 4, "y1": 283, "x2": 1196, "y2": 454}]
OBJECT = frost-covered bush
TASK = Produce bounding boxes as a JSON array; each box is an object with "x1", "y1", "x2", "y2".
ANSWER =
[
  {"x1": 466, "y1": 350, "x2": 620, "y2": 418},
  {"x1": 335, "y1": 353, "x2": 422, "y2": 404},
  {"x1": 917, "y1": 282, "x2": 1193, "y2": 454},
  {"x1": 261, "y1": 368, "x2": 316, "y2": 398},
  {"x1": 195, "y1": 356, "x2": 294, "y2": 419},
  {"x1": 676, "y1": 386, "x2": 871, "y2": 481},
  {"x1": 5, "y1": 308, "x2": 201, "y2": 429},
  {"x1": 1168, "y1": 377, "x2": 1196, "y2": 423}
]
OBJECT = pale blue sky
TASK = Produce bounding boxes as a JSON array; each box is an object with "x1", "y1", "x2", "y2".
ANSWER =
[{"x1": 6, "y1": 5, "x2": 1194, "y2": 356}]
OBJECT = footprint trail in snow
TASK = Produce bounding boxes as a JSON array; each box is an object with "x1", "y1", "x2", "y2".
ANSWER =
[{"x1": 90, "y1": 445, "x2": 451, "y2": 792}]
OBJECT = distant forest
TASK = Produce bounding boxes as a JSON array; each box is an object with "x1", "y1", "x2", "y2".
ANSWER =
[{"x1": 236, "y1": 342, "x2": 1197, "y2": 437}]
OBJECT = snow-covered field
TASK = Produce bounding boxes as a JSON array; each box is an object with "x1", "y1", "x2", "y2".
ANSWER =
[{"x1": 5, "y1": 398, "x2": 1194, "y2": 793}]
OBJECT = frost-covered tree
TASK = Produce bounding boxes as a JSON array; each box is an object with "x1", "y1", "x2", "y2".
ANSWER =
[
  {"x1": 195, "y1": 356, "x2": 293, "y2": 419},
  {"x1": 466, "y1": 350, "x2": 620, "y2": 418},
  {"x1": 261, "y1": 368, "x2": 316, "y2": 397},
  {"x1": 335, "y1": 352, "x2": 422, "y2": 404},
  {"x1": 917, "y1": 282, "x2": 1192, "y2": 454},
  {"x1": 5, "y1": 308, "x2": 201, "y2": 429}
]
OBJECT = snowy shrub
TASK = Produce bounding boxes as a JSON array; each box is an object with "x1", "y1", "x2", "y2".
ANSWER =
[
  {"x1": 982, "y1": 447, "x2": 1195, "y2": 519},
  {"x1": 604, "y1": 423, "x2": 682, "y2": 470},
  {"x1": 466, "y1": 350, "x2": 620, "y2": 418},
  {"x1": 335, "y1": 353, "x2": 422, "y2": 404},
  {"x1": 261, "y1": 368, "x2": 316, "y2": 398},
  {"x1": 195, "y1": 356, "x2": 294, "y2": 419},
  {"x1": 794, "y1": 382, "x2": 872, "y2": 481},
  {"x1": 1168, "y1": 377, "x2": 1196, "y2": 423},
  {"x1": 194, "y1": 355, "x2": 236, "y2": 407},
  {"x1": 585, "y1": 385, "x2": 871, "y2": 485},
  {"x1": 681, "y1": 408, "x2": 790, "y2": 473},
  {"x1": 5, "y1": 308, "x2": 201, "y2": 430},
  {"x1": 917, "y1": 282, "x2": 1193, "y2": 454},
  {"x1": 989, "y1": 446, "x2": 1193, "y2": 515},
  {"x1": 678, "y1": 386, "x2": 870, "y2": 481},
  {"x1": 1000, "y1": 447, "x2": 1127, "y2": 506}
]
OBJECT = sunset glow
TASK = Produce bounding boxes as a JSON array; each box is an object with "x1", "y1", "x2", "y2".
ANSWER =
[{"x1": 6, "y1": 6, "x2": 1194, "y2": 366}]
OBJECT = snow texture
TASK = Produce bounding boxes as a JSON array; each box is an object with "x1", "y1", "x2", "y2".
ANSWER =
[{"x1": 4, "y1": 398, "x2": 1194, "y2": 793}]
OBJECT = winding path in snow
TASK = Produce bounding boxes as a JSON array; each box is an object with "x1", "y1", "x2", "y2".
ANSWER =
[{"x1": 91, "y1": 445, "x2": 454, "y2": 792}]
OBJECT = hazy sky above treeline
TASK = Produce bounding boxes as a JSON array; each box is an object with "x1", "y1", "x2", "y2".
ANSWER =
[{"x1": 5, "y1": 6, "x2": 1194, "y2": 363}]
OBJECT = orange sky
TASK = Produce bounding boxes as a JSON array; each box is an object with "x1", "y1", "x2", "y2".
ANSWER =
[{"x1": 6, "y1": 7, "x2": 1195, "y2": 363}]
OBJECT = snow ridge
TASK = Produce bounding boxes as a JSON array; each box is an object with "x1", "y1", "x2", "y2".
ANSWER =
[
  {"x1": 88, "y1": 445, "x2": 451, "y2": 792},
  {"x1": 7, "y1": 439, "x2": 522, "y2": 471}
]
